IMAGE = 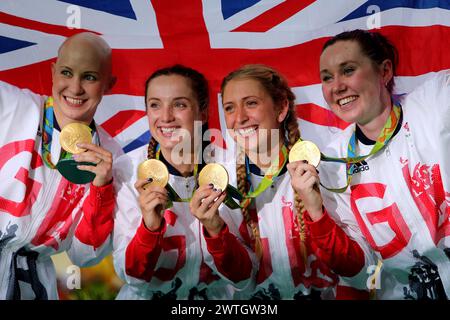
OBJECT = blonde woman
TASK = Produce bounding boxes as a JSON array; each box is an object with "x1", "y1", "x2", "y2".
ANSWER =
[{"x1": 219, "y1": 64, "x2": 371, "y2": 299}]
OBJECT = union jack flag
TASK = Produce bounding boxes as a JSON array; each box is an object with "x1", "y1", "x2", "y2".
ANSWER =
[{"x1": 1, "y1": 0, "x2": 450, "y2": 154}]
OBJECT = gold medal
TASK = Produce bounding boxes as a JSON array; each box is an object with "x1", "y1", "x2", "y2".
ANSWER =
[
  {"x1": 60, "y1": 123, "x2": 92, "y2": 154},
  {"x1": 198, "y1": 163, "x2": 229, "y2": 191},
  {"x1": 138, "y1": 159, "x2": 169, "y2": 187},
  {"x1": 289, "y1": 140, "x2": 321, "y2": 167}
]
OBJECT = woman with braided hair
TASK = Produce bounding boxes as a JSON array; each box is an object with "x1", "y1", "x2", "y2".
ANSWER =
[
  {"x1": 220, "y1": 64, "x2": 370, "y2": 299},
  {"x1": 112, "y1": 65, "x2": 255, "y2": 299}
]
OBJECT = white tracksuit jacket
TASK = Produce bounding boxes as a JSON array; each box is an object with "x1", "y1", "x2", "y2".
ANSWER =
[
  {"x1": 216, "y1": 148, "x2": 376, "y2": 300},
  {"x1": 0, "y1": 81, "x2": 119, "y2": 299},
  {"x1": 112, "y1": 145, "x2": 257, "y2": 300},
  {"x1": 319, "y1": 70, "x2": 450, "y2": 299}
]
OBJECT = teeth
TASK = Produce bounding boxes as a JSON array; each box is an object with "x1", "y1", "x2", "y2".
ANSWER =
[
  {"x1": 160, "y1": 127, "x2": 177, "y2": 133},
  {"x1": 66, "y1": 97, "x2": 84, "y2": 105},
  {"x1": 338, "y1": 96, "x2": 357, "y2": 106},
  {"x1": 236, "y1": 126, "x2": 257, "y2": 137}
]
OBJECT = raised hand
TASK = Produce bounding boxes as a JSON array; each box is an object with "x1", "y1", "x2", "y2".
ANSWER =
[
  {"x1": 287, "y1": 160, "x2": 324, "y2": 221},
  {"x1": 73, "y1": 142, "x2": 113, "y2": 187},
  {"x1": 134, "y1": 180, "x2": 169, "y2": 231},
  {"x1": 189, "y1": 184, "x2": 226, "y2": 237}
]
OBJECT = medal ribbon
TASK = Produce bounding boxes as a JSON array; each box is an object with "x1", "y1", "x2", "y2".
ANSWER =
[
  {"x1": 320, "y1": 102, "x2": 402, "y2": 193},
  {"x1": 233, "y1": 144, "x2": 288, "y2": 261},
  {"x1": 41, "y1": 97, "x2": 71, "y2": 169},
  {"x1": 240, "y1": 144, "x2": 288, "y2": 209}
]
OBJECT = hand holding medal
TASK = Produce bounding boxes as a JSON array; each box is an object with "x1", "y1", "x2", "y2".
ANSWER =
[
  {"x1": 135, "y1": 159, "x2": 170, "y2": 231},
  {"x1": 190, "y1": 164, "x2": 229, "y2": 236},
  {"x1": 57, "y1": 123, "x2": 113, "y2": 186},
  {"x1": 138, "y1": 159, "x2": 169, "y2": 188},
  {"x1": 288, "y1": 140, "x2": 321, "y2": 167},
  {"x1": 287, "y1": 140, "x2": 324, "y2": 220},
  {"x1": 198, "y1": 163, "x2": 229, "y2": 192}
]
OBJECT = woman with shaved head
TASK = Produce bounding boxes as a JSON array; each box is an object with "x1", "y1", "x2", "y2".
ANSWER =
[{"x1": 0, "y1": 32, "x2": 119, "y2": 299}]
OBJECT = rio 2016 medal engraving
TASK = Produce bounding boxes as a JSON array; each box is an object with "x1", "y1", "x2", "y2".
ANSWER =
[
  {"x1": 60, "y1": 123, "x2": 92, "y2": 154},
  {"x1": 138, "y1": 159, "x2": 169, "y2": 187},
  {"x1": 198, "y1": 163, "x2": 229, "y2": 191},
  {"x1": 289, "y1": 140, "x2": 321, "y2": 167}
]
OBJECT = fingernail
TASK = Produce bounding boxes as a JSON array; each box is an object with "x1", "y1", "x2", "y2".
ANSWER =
[
  {"x1": 213, "y1": 188, "x2": 217, "y2": 192},
  {"x1": 217, "y1": 188, "x2": 222, "y2": 193},
  {"x1": 147, "y1": 177, "x2": 153, "y2": 183},
  {"x1": 302, "y1": 160, "x2": 308, "y2": 164},
  {"x1": 208, "y1": 183, "x2": 214, "y2": 188}
]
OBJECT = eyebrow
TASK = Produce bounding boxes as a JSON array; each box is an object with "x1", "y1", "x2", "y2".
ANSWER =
[
  {"x1": 147, "y1": 96, "x2": 192, "y2": 101},
  {"x1": 222, "y1": 95, "x2": 258, "y2": 104},
  {"x1": 239, "y1": 95, "x2": 260, "y2": 101},
  {"x1": 172, "y1": 96, "x2": 191, "y2": 101},
  {"x1": 320, "y1": 60, "x2": 358, "y2": 74},
  {"x1": 58, "y1": 65, "x2": 100, "y2": 74}
]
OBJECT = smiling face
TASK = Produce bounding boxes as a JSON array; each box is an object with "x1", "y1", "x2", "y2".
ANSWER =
[
  {"x1": 222, "y1": 78, "x2": 287, "y2": 154},
  {"x1": 51, "y1": 33, "x2": 115, "y2": 129},
  {"x1": 146, "y1": 74, "x2": 206, "y2": 154},
  {"x1": 320, "y1": 40, "x2": 392, "y2": 126}
]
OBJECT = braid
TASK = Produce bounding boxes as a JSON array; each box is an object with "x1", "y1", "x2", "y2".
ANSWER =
[
  {"x1": 147, "y1": 136, "x2": 158, "y2": 159},
  {"x1": 285, "y1": 109, "x2": 301, "y2": 151},
  {"x1": 237, "y1": 148, "x2": 263, "y2": 259},
  {"x1": 236, "y1": 161, "x2": 251, "y2": 227},
  {"x1": 295, "y1": 194, "x2": 306, "y2": 238},
  {"x1": 221, "y1": 64, "x2": 306, "y2": 261},
  {"x1": 285, "y1": 103, "x2": 308, "y2": 263},
  {"x1": 236, "y1": 149, "x2": 248, "y2": 197}
]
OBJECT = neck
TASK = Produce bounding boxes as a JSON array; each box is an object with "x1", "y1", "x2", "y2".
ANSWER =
[
  {"x1": 357, "y1": 95, "x2": 392, "y2": 141},
  {"x1": 160, "y1": 147, "x2": 196, "y2": 177},
  {"x1": 246, "y1": 138, "x2": 284, "y2": 172},
  {"x1": 53, "y1": 104, "x2": 90, "y2": 130},
  {"x1": 53, "y1": 108, "x2": 68, "y2": 130}
]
